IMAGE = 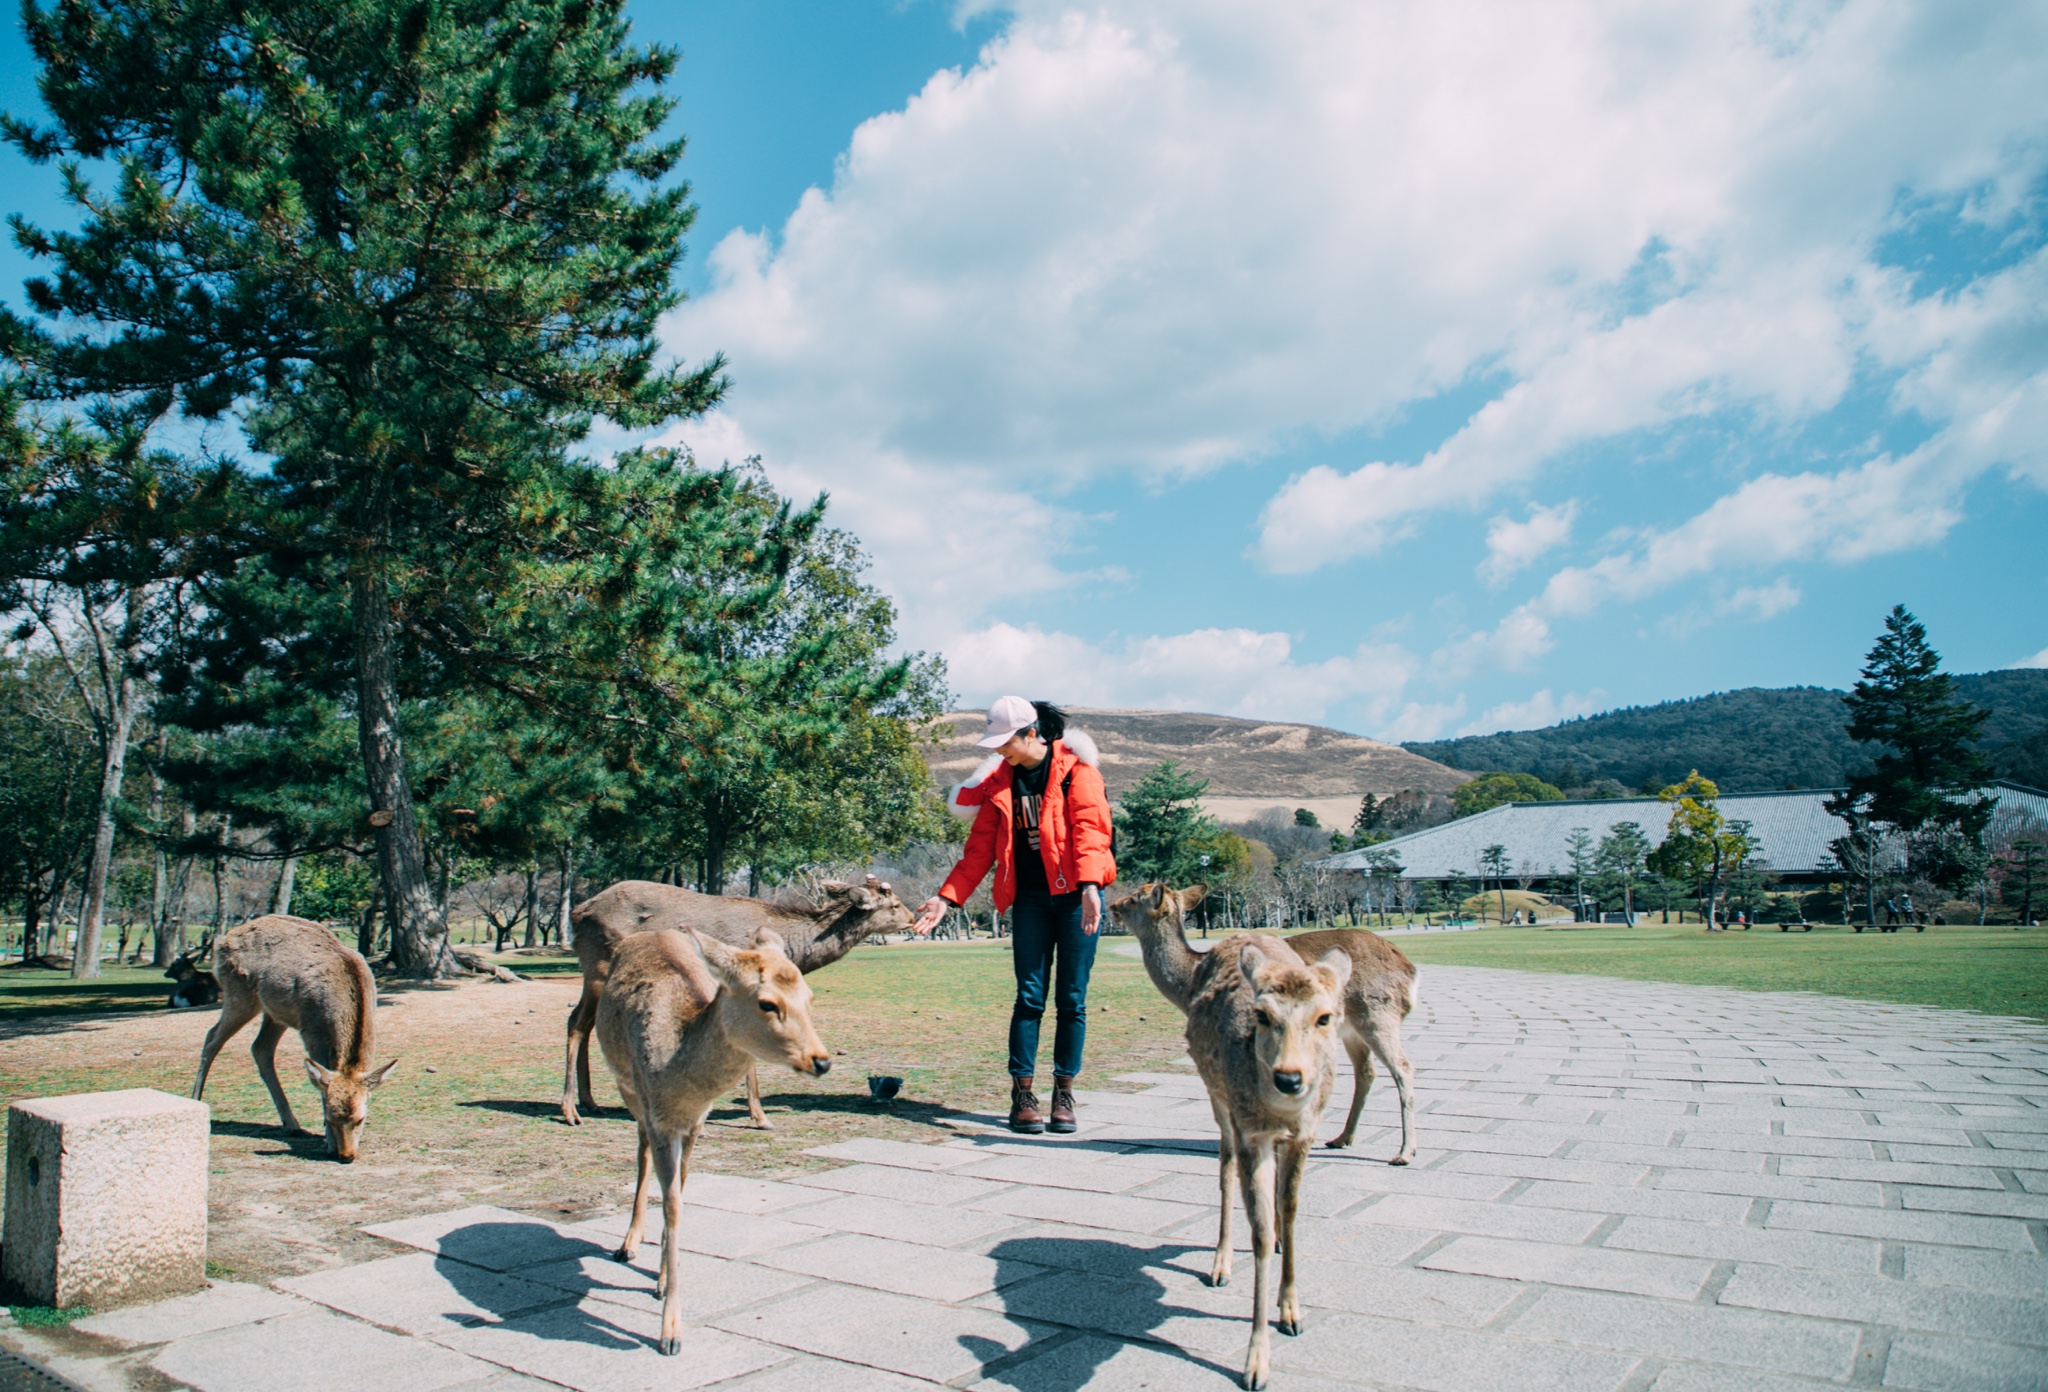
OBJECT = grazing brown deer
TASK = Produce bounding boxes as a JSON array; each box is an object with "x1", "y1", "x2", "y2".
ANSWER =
[
  {"x1": 597, "y1": 927, "x2": 831, "y2": 1355},
  {"x1": 165, "y1": 951, "x2": 221, "y2": 1009},
  {"x1": 190, "y1": 915, "x2": 398, "y2": 1162},
  {"x1": 561, "y1": 876, "x2": 909, "y2": 1126},
  {"x1": 1113, "y1": 882, "x2": 1419, "y2": 1163}
]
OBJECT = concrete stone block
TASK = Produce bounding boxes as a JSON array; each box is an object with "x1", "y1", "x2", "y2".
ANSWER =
[
  {"x1": 957, "y1": 1153, "x2": 1163, "y2": 1194},
  {"x1": 1764, "y1": 1199, "x2": 2037, "y2": 1251},
  {"x1": 708, "y1": 1283, "x2": 1040, "y2": 1383},
  {"x1": 4, "y1": 1089, "x2": 209, "y2": 1311},
  {"x1": 740, "y1": 1355, "x2": 939, "y2": 1392},
  {"x1": 1776, "y1": 1156, "x2": 2004, "y2": 1188},
  {"x1": 1651, "y1": 1169, "x2": 1886, "y2": 1206},
  {"x1": 1605, "y1": 1215, "x2": 1884, "y2": 1273},
  {"x1": 786, "y1": 1162, "x2": 1010, "y2": 1207},
  {"x1": 1898, "y1": 1186, "x2": 2048, "y2": 1220},
  {"x1": 1294, "y1": 1256, "x2": 1520, "y2": 1327},
  {"x1": 1508, "y1": 1287, "x2": 1860, "y2": 1379},
  {"x1": 1272, "y1": 1310, "x2": 1641, "y2": 1392},
  {"x1": 72, "y1": 1282, "x2": 309, "y2": 1345},
  {"x1": 1900, "y1": 1244, "x2": 2048, "y2": 1296},
  {"x1": 800, "y1": 1138, "x2": 983, "y2": 1171},
  {"x1": 519, "y1": 1249, "x2": 810, "y2": 1320},
  {"x1": 970, "y1": 1331, "x2": 1301, "y2": 1392},
  {"x1": 1720, "y1": 1265, "x2": 2048, "y2": 1347},
  {"x1": 1310, "y1": 1162, "x2": 1516, "y2": 1201},
  {"x1": 1512, "y1": 1181, "x2": 1752, "y2": 1224},
  {"x1": 566, "y1": 1207, "x2": 825, "y2": 1260},
  {"x1": 779, "y1": 1192, "x2": 1023, "y2": 1248},
  {"x1": 276, "y1": 1253, "x2": 569, "y2": 1335},
  {"x1": 1356, "y1": 1194, "x2": 1605, "y2": 1245},
  {"x1": 969, "y1": 1183, "x2": 1206, "y2": 1234},
  {"x1": 360, "y1": 1206, "x2": 609, "y2": 1272},
  {"x1": 1422, "y1": 1235, "x2": 1714, "y2": 1299},
  {"x1": 675, "y1": 1173, "x2": 833, "y2": 1217},
  {"x1": 1441, "y1": 1151, "x2": 1655, "y2": 1188},
  {"x1": 1649, "y1": 1367, "x2": 1865, "y2": 1392},
  {"x1": 1882, "y1": 1332, "x2": 2047, "y2": 1391},
  {"x1": 434, "y1": 1296, "x2": 785, "y2": 1392},
  {"x1": 152, "y1": 1309, "x2": 489, "y2": 1392},
  {"x1": 756, "y1": 1233, "x2": 1031, "y2": 1303}
]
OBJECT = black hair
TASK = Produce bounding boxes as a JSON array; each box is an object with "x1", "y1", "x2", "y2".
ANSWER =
[{"x1": 1031, "y1": 700, "x2": 1068, "y2": 743}]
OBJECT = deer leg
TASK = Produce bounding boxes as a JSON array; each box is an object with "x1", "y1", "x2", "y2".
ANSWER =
[
  {"x1": 1238, "y1": 1136, "x2": 1279, "y2": 1390},
  {"x1": 1276, "y1": 1137, "x2": 1310, "y2": 1335},
  {"x1": 656, "y1": 1128, "x2": 697, "y2": 1356},
  {"x1": 561, "y1": 987, "x2": 598, "y2": 1125},
  {"x1": 1365, "y1": 1014, "x2": 1418, "y2": 1165},
  {"x1": 745, "y1": 1065, "x2": 772, "y2": 1129},
  {"x1": 1326, "y1": 1026, "x2": 1374, "y2": 1149},
  {"x1": 249, "y1": 1016, "x2": 306, "y2": 1136},
  {"x1": 616, "y1": 1125, "x2": 654, "y2": 1261},
  {"x1": 191, "y1": 990, "x2": 259, "y2": 1101},
  {"x1": 1210, "y1": 1108, "x2": 1238, "y2": 1287}
]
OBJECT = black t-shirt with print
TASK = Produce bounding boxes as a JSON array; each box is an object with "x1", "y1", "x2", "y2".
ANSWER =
[{"x1": 1011, "y1": 754, "x2": 1052, "y2": 896}]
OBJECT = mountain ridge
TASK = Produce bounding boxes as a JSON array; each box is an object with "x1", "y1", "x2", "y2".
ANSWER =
[{"x1": 1402, "y1": 669, "x2": 2048, "y2": 793}]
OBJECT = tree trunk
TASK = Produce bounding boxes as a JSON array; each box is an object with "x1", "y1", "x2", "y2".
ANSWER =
[
  {"x1": 523, "y1": 867, "x2": 541, "y2": 950},
  {"x1": 150, "y1": 737, "x2": 172, "y2": 967},
  {"x1": 358, "y1": 884, "x2": 384, "y2": 958},
  {"x1": 556, "y1": 840, "x2": 574, "y2": 945},
  {"x1": 272, "y1": 855, "x2": 298, "y2": 916},
  {"x1": 350, "y1": 567, "x2": 451, "y2": 978},
  {"x1": 71, "y1": 596, "x2": 147, "y2": 980},
  {"x1": 22, "y1": 890, "x2": 42, "y2": 962}
]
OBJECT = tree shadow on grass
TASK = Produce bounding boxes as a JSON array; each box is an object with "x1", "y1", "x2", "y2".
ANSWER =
[{"x1": 460, "y1": 1098, "x2": 623, "y2": 1123}]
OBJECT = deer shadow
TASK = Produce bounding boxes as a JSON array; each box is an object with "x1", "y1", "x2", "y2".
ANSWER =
[
  {"x1": 206, "y1": 1118, "x2": 337, "y2": 1161},
  {"x1": 426, "y1": 1219, "x2": 659, "y2": 1352},
  {"x1": 963, "y1": 1234, "x2": 1238, "y2": 1391}
]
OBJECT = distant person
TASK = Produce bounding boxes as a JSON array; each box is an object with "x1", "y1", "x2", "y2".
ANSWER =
[{"x1": 911, "y1": 698, "x2": 1115, "y2": 1134}]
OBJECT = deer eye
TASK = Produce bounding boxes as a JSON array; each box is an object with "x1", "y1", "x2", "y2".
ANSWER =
[
  {"x1": 758, "y1": 999, "x2": 779, "y2": 1014},
  {"x1": 1255, "y1": 1009, "x2": 1274, "y2": 1027},
  {"x1": 1317, "y1": 1014, "x2": 1333, "y2": 1027}
]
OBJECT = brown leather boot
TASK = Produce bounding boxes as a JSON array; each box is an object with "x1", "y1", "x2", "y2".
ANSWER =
[
  {"x1": 1008, "y1": 1075, "x2": 1046, "y2": 1134},
  {"x1": 1048, "y1": 1076, "x2": 1077, "y2": 1134}
]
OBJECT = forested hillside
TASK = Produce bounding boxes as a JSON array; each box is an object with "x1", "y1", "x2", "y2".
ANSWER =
[{"x1": 1404, "y1": 670, "x2": 2048, "y2": 793}]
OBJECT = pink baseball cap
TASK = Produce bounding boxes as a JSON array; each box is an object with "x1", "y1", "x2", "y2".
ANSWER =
[{"x1": 975, "y1": 695, "x2": 1038, "y2": 748}]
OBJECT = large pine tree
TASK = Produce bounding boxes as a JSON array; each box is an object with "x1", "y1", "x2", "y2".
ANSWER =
[
  {"x1": 6, "y1": 0, "x2": 730, "y2": 974},
  {"x1": 1827, "y1": 605, "x2": 1994, "y2": 895}
]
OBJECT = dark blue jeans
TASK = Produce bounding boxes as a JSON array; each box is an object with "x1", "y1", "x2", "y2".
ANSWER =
[{"x1": 1008, "y1": 890, "x2": 1098, "y2": 1079}]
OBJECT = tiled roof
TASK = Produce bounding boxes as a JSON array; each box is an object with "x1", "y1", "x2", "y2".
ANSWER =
[{"x1": 1317, "y1": 781, "x2": 2048, "y2": 879}]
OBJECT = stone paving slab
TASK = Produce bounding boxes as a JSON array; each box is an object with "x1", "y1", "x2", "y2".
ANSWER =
[{"x1": 12, "y1": 962, "x2": 2048, "y2": 1392}]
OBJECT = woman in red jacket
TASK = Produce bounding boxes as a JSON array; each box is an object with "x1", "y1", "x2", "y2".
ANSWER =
[{"x1": 912, "y1": 697, "x2": 1116, "y2": 1134}]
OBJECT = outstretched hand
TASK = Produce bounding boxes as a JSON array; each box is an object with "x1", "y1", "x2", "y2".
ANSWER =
[
  {"x1": 1081, "y1": 885, "x2": 1101, "y2": 936},
  {"x1": 911, "y1": 895, "x2": 948, "y2": 937}
]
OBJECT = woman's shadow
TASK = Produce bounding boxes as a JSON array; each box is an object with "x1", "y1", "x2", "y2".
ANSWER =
[{"x1": 961, "y1": 1233, "x2": 1239, "y2": 1390}]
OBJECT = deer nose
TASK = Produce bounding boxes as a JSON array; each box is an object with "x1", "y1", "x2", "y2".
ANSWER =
[
  {"x1": 1272, "y1": 1069, "x2": 1304, "y2": 1095},
  {"x1": 811, "y1": 1057, "x2": 832, "y2": 1077}
]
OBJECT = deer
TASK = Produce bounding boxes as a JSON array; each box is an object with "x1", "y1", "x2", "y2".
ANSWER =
[
  {"x1": 1113, "y1": 882, "x2": 1419, "y2": 1163},
  {"x1": 190, "y1": 915, "x2": 398, "y2": 1162},
  {"x1": 560, "y1": 876, "x2": 910, "y2": 1127},
  {"x1": 597, "y1": 926, "x2": 831, "y2": 1355},
  {"x1": 165, "y1": 951, "x2": 221, "y2": 1009}
]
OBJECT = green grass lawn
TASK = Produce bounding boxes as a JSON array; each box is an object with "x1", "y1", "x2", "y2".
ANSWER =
[
  {"x1": 1384, "y1": 921, "x2": 2048, "y2": 1020},
  {"x1": 0, "y1": 963, "x2": 176, "y2": 1021}
]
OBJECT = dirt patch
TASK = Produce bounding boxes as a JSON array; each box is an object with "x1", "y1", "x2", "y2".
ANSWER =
[{"x1": 0, "y1": 942, "x2": 1191, "y2": 1286}]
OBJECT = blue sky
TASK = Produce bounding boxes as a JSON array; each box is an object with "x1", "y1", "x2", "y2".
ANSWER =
[{"x1": 5, "y1": 1, "x2": 2045, "y2": 740}]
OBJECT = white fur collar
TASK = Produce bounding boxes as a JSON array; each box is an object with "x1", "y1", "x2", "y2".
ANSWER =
[{"x1": 947, "y1": 729, "x2": 1097, "y2": 819}]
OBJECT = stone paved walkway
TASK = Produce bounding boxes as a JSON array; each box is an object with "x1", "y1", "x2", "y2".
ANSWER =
[{"x1": 7, "y1": 964, "x2": 2045, "y2": 1392}]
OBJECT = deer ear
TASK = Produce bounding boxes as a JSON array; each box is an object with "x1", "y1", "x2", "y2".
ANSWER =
[
  {"x1": 1237, "y1": 945, "x2": 1268, "y2": 988},
  {"x1": 367, "y1": 1059, "x2": 399, "y2": 1089},
  {"x1": 304, "y1": 1058, "x2": 335, "y2": 1088},
  {"x1": 1177, "y1": 884, "x2": 1209, "y2": 911},
  {"x1": 1147, "y1": 883, "x2": 1167, "y2": 909},
  {"x1": 688, "y1": 930, "x2": 747, "y2": 993},
  {"x1": 1316, "y1": 948, "x2": 1354, "y2": 994},
  {"x1": 750, "y1": 927, "x2": 788, "y2": 957}
]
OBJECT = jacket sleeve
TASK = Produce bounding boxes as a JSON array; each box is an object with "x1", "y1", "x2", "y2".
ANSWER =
[
  {"x1": 1066, "y1": 761, "x2": 1117, "y2": 888},
  {"x1": 940, "y1": 800, "x2": 1001, "y2": 905}
]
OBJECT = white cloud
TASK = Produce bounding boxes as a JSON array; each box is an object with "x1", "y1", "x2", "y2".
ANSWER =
[
  {"x1": 2018, "y1": 647, "x2": 2048, "y2": 671},
  {"x1": 1458, "y1": 689, "x2": 1606, "y2": 738},
  {"x1": 664, "y1": 0, "x2": 2048, "y2": 637},
  {"x1": 945, "y1": 622, "x2": 1417, "y2": 726},
  {"x1": 1481, "y1": 501, "x2": 1579, "y2": 586},
  {"x1": 1428, "y1": 608, "x2": 1556, "y2": 681},
  {"x1": 1723, "y1": 580, "x2": 1803, "y2": 621}
]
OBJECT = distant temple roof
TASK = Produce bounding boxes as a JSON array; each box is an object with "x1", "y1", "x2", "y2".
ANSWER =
[{"x1": 1316, "y1": 782, "x2": 2048, "y2": 880}]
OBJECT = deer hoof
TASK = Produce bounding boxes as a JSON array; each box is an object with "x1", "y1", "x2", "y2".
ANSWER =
[
  {"x1": 1241, "y1": 1352, "x2": 1269, "y2": 1389},
  {"x1": 659, "y1": 1336, "x2": 681, "y2": 1356},
  {"x1": 1388, "y1": 1154, "x2": 1412, "y2": 1167},
  {"x1": 562, "y1": 1110, "x2": 581, "y2": 1127},
  {"x1": 1278, "y1": 1319, "x2": 1300, "y2": 1337},
  {"x1": 1209, "y1": 1267, "x2": 1231, "y2": 1288},
  {"x1": 1324, "y1": 1136, "x2": 1352, "y2": 1149},
  {"x1": 612, "y1": 1246, "x2": 634, "y2": 1264}
]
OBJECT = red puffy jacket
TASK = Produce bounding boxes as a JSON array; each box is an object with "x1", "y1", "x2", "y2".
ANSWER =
[{"x1": 939, "y1": 732, "x2": 1116, "y2": 911}]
